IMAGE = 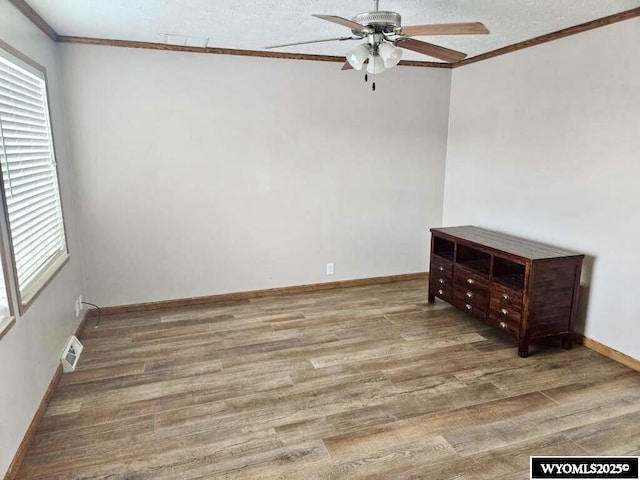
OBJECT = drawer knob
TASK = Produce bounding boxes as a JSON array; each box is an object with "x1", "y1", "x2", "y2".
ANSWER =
[
  {"x1": 502, "y1": 293, "x2": 509, "y2": 301},
  {"x1": 500, "y1": 308, "x2": 508, "y2": 316},
  {"x1": 439, "y1": 278, "x2": 445, "y2": 284},
  {"x1": 465, "y1": 304, "x2": 472, "y2": 310},
  {"x1": 467, "y1": 278, "x2": 475, "y2": 284},
  {"x1": 466, "y1": 292, "x2": 473, "y2": 298},
  {"x1": 438, "y1": 289, "x2": 444, "y2": 295},
  {"x1": 500, "y1": 321, "x2": 507, "y2": 329},
  {"x1": 438, "y1": 266, "x2": 444, "y2": 271}
]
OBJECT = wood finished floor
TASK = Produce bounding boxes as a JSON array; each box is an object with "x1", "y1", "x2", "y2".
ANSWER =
[{"x1": 17, "y1": 280, "x2": 640, "y2": 479}]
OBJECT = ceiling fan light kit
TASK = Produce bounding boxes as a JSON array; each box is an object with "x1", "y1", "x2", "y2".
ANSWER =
[
  {"x1": 366, "y1": 54, "x2": 386, "y2": 75},
  {"x1": 378, "y1": 41, "x2": 403, "y2": 68},
  {"x1": 266, "y1": 0, "x2": 489, "y2": 90},
  {"x1": 346, "y1": 43, "x2": 369, "y2": 70}
]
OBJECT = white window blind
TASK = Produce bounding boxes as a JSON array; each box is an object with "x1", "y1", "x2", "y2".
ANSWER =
[{"x1": 0, "y1": 48, "x2": 67, "y2": 304}]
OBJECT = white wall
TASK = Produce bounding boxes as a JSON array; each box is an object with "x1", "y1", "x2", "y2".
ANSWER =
[
  {"x1": 61, "y1": 44, "x2": 451, "y2": 307},
  {"x1": 0, "y1": 2, "x2": 85, "y2": 477},
  {"x1": 444, "y1": 18, "x2": 640, "y2": 360}
]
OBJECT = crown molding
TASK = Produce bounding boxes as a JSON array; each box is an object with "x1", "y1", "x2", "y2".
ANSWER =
[
  {"x1": 7, "y1": 2, "x2": 640, "y2": 69},
  {"x1": 454, "y1": 7, "x2": 640, "y2": 68},
  {"x1": 7, "y1": 0, "x2": 58, "y2": 41},
  {"x1": 55, "y1": 36, "x2": 450, "y2": 68}
]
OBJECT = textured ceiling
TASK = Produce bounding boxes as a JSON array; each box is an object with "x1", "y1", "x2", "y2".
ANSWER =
[{"x1": 26, "y1": 0, "x2": 640, "y2": 62}]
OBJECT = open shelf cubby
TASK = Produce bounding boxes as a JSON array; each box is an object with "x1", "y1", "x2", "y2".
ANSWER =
[
  {"x1": 456, "y1": 244, "x2": 491, "y2": 275},
  {"x1": 433, "y1": 237, "x2": 454, "y2": 261},
  {"x1": 493, "y1": 257, "x2": 526, "y2": 290}
]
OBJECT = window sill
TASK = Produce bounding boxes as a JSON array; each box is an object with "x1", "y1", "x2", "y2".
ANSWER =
[
  {"x1": 19, "y1": 253, "x2": 70, "y2": 315},
  {"x1": 0, "y1": 316, "x2": 16, "y2": 341}
]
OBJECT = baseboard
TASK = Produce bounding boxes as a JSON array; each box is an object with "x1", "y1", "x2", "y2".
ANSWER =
[
  {"x1": 3, "y1": 310, "x2": 89, "y2": 480},
  {"x1": 574, "y1": 334, "x2": 640, "y2": 372},
  {"x1": 86, "y1": 272, "x2": 429, "y2": 317},
  {"x1": 3, "y1": 364, "x2": 62, "y2": 480}
]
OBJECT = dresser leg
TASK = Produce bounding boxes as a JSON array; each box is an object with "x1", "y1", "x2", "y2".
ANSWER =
[
  {"x1": 561, "y1": 334, "x2": 573, "y2": 350},
  {"x1": 518, "y1": 337, "x2": 530, "y2": 358},
  {"x1": 428, "y1": 294, "x2": 435, "y2": 304}
]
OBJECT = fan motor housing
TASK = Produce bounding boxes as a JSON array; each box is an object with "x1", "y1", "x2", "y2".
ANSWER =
[{"x1": 351, "y1": 11, "x2": 401, "y2": 34}]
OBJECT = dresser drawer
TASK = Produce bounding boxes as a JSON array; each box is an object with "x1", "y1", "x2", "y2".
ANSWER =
[
  {"x1": 453, "y1": 297, "x2": 487, "y2": 322},
  {"x1": 454, "y1": 285, "x2": 489, "y2": 310},
  {"x1": 430, "y1": 273, "x2": 453, "y2": 301},
  {"x1": 431, "y1": 283, "x2": 452, "y2": 303},
  {"x1": 491, "y1": 283, "x2": 523, "y2": 310},
  {"x1": 454, "y1": 265, "x2": 490, "y2": 294},
  {"x1": 489, "y1": 302, "x2": 522, "y2": 324},
  {"x1": 490, "y1": 296, "x2": 522, "y2": 321},
  {"x1": 431, "y1": 273, "x2": 452, "y2": 289},
  {"x1": 488, "y1": 310, "x2": 520, "y2": 337},
  {"x1": 431, "y1": 256, "x2": 453, "y2": 279}
]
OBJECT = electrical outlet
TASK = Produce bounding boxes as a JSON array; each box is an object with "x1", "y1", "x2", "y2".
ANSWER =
[
  {"x1": 74, "y1": 299, "x2": 80, "y2": 318},
  {"x1": 326, "y1": 262, "x2": 335, "y2": 275}
]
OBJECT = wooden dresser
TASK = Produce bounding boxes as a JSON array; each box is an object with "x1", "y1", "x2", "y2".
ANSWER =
[{"x1": 428, "y1": 226, "x2": 584, "y2": 357}]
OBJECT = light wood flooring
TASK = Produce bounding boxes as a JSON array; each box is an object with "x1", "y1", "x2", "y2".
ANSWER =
[{"x1": 17, "y1": 280, "x2": 640, "y2": 479}]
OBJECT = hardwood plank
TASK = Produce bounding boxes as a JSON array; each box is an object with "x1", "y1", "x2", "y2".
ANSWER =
[
  {"x1": 309, "y1": 332, "x2": 486, "y2": 369},
  {"x1": 58, "y1": 362, "x2": 146, "y2": 386},
  {"x1": 322, "y1": 392, "x2": 554, "y2": 459},
  {"x1": 391, "y1": 433, "x2": 579, "y2": 480},
  {"x1": 313, "y1": 435, "x2": 458, "y2": 480},
  {"x1": 173, "y1": 440, "x2": 330, "y2": 480},
  {"x1": 384, "y1": 346, "x2": 515, "y2": 383},
  {"x1": 37, "y1": 371, "x2": 293, "y2": 433},
  {"x1": 452, "y1": 347, "x2": 629, "y2": 396},
  {"x1": 19, "y1": 428, "x2": 283, "y2": 479},
  {"x1": 562, "y1": 410, "x2": 640, "y2": 455},
  {"x1": 275, "y1": 406, "x2": 393, "y2": 444},
  {"x1": 154, "y1": 371, "x2": 393, "y2": 439},
  {"x1": 26, "y1": 415, "x2": 156, "y2": 457},
  {"x1": 11, "y1": 279, "x2": 640, "y2": 479},
  {"x1": 40, "y1": 397, "x2": 82, "y2": 417},
  {"x1": 443, "y1": 390, "x2": 640, "y2": 457},
  {"x1": 540, "y1": 370, "x2": 640, "y2": 404}
]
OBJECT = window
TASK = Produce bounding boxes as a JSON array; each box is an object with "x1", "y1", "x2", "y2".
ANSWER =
[
  {"x1": 0, "y1": 254, "x2": 11, "y2": 326},
  {"x1": 0, "y1": 44, "x2": 68, "y2": 312}
]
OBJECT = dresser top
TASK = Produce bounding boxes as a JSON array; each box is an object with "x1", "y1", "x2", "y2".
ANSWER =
[{"x1": 430, "y1": 226, "x2": 583, "y2": 260}]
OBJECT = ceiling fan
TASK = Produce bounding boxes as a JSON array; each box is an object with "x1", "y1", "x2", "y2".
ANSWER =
[{"x1": 266, "y1": 0, "x2": 489, "y2": 88}]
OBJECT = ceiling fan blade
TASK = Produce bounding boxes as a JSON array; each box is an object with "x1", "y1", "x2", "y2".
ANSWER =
[
  {"x1": 341, "y1": 62, "x2": 353, "y2": 71},
  {"x1": 265, "y1": 36, "x2": 356, "y2": 49},
  {"x1": 402, "y1": 22, "x2": 489, "y2": 36},
  {"x1": 312, "y1": 14, "x2": 369, "y2": 33},
  {"x1": 398, "y1": 38, "x2": 467, "y2": 62}
]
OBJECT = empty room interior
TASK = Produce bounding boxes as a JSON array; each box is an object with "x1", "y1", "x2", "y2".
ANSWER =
[{"x1": 1, "y1": 0, "x2": 639, "y2": 478}]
